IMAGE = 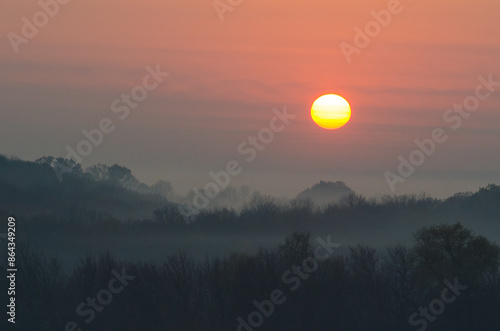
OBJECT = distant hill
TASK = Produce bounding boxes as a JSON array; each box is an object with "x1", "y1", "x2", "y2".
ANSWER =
[
  {"x1": 0, "y1": 155, "x2": 170, "y2": 221},
  {"x1": 296, "y1": 180, "x2": 354, "y2": 205}
]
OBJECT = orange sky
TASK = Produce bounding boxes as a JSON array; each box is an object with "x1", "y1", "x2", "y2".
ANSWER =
[{"x1": 1, "y1": 0, "x2": 499, "y2": 197}]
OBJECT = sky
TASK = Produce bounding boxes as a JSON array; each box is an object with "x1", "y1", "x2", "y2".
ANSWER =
[{"x1": 1, "y1": 0, "x2": 499, "y2": 199}]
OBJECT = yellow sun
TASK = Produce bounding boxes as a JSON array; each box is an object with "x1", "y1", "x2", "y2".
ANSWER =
[{"x1": 311, "y1": 94, "x2": 351, "y2": 130}]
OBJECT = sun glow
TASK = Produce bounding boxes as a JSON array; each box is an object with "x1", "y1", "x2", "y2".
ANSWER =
[{"x1": 311, "y1": 94, "x2": 351, "y2": 130}]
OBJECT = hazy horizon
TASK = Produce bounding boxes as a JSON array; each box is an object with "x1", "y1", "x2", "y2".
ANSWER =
[{"x1": 2, "y1": 0, "x2": 499, "y2": 200}]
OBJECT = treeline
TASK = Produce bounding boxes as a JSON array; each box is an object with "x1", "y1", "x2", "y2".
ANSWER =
[
  {"x1": 3, "y1": 223, "x2": 500, "y2": 331},
  {"x1": 3, "y1": 155, "x2": 500, "y2": 236},
  {"x1": 150, "y1": 183, "x2": 500, "y2": 240},
  {"x1": 18, "y1": 183, "x2": 500, "y2": 238}
]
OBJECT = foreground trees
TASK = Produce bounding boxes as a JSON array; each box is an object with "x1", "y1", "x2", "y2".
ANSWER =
[{"x1": 4, "y1": 223, "x2": 500, "y2": 331}]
